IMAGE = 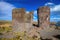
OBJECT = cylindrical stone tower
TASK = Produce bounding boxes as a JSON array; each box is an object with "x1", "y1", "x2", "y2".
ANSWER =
[{"x1": 37, "y1": 6, "x2": 50, "y2": 29}]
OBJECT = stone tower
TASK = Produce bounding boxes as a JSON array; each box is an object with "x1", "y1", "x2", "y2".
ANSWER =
[
  {"x1": 37, "y1": 6, "x2": 50, "y2": 29},
  {"x1": 12, "y1": 8, "x2": 25, "y2": 23},
  {"x1": 12, "y1": 8, "x2": 33, "y2": 32},
  {"x1": 24, "y1": 11, "x2": 33, "y2": 32}
]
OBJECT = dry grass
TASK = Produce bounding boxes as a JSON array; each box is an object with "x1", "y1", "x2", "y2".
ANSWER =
[
  {"x1": 0, "y1": 20, "x2": 12, "y2": 33},
  {"x1": 0, "y1": 20, "x2": 12, "y2": 27}
]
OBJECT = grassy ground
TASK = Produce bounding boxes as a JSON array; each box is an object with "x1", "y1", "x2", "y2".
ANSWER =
[
  {"x1": 0, "y1": 21, "x2": 41, "y2": 40},
  {"x1": 0, "y1": 32, "x2": 41, "y2": 40},
  {"x1": 0, "y1": 27, "x2": 12, "y2": 33},
  {"x1": 0, "y1": 21, "x2": 60, "y2": 40},
  {"x1": 0, "y1": 20, "x2": 12, "y2": 33}
]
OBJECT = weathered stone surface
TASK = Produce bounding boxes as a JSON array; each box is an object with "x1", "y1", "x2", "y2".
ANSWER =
[
  {"x1": 25, "y1": 12, "x2": 33, "y2": 23},
  {"x1": 37, "y1": 6, "x2": 50, "y2": 29},
  {"x1": 12, "y1": 8, "x2": 33, "y2": 32},
  {"x1": 12, "y1": 8, "x2": 25, "y2": 23}
]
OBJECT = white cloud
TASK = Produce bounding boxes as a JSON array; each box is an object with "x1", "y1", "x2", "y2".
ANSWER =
[
  {"x1": 33, "y1": 16, "x2": 37, "y2": 22},
  {"x1": 50, "y1": 18, "x2": 60, "y2": 22},
  {"x1": 34, "y1": 10, "x2": 37, "y2": 13},
  {"x1": 34, "y1": 10, "x2": 37, "y2": 16},
  {"x1": 45, "y1": 2, "x2": 55, "y2": 8},
  {"x1": 51, "y1": 5, "x2": 60, "y2": 11},
  {"x1": 34, "y1": 16, "x2": 36, "y2": 19},
  {"x1": 0, "y1": 1, "x2": 16, "y2": 20},
  {"x1": 51, "y1": 18, "x2": 60, "y2": 19},
  {"x1": 45, "y1": 2, "x2": 60, "y2": 22},
  {"x1": 45, "y1": 2, "x2": 60, "y2": 11},
  {"x1": 45, "y1": 2, "x2": 54, "y2": 6},
  {"x1": 33, "y1": 10, "x2": 37, "y2": 22},
  {"x1": 26, "y1": 11, "x2": 29, "y2": 14}
]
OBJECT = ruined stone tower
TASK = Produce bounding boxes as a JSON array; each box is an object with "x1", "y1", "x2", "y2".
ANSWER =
[
  {"x1": 12, "y1": 8, "x2": 33, "y2": 32},
  {"x1": 12, "y1": 8, "x2": 25, "y2": 23},
  {"x1": 37, "y1": 6, "x2": 50, "y2": 29}
]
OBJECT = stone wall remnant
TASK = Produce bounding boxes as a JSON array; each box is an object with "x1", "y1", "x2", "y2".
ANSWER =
[
  {"x1": 12, "y1": 8, "x2": 33, "y2": 32},
  {"x1": 37, "y1": 6, "x2": 50, "y2": 29}
]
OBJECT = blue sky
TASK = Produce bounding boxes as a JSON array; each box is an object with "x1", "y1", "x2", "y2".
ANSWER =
[{"x1": 0, "y1": 0, "x2": 60, "y2": 22}]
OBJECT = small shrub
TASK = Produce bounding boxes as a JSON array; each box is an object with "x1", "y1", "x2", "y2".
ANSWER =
[{"x1": 0, "y1": 33, "x2": 3, "y2": 35}]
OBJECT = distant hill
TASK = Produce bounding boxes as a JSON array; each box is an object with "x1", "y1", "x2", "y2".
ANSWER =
[
  {"x1": 33, "y1": 21, "x2": 38, "y2": 25},
  {"x1": 55, "y1": 21, "x2": 60, "y2": 27},
  {"x1": 0, "y1": 20, "x2": 12, "y2": 25}
]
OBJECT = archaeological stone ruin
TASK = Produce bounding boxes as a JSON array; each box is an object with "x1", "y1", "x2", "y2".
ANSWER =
[
  {"x1": 12, "y1": 6, "x2": 50, "y2": 35},
  {"x1": 12, "y1": 8, "x2": 33, "y2": 32},
  {"x1": 37, "y1": 6, "x2": 50, "y2": 29},
  {"x1": 12, "y1": 6, "x2": 60, "y2": 40},
  {"x1": 12, "y1": 6, "x2": 50, "y2": 30},
  {"x1": 12, "y1": 6, "x2": 50, "y2": 37}
]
